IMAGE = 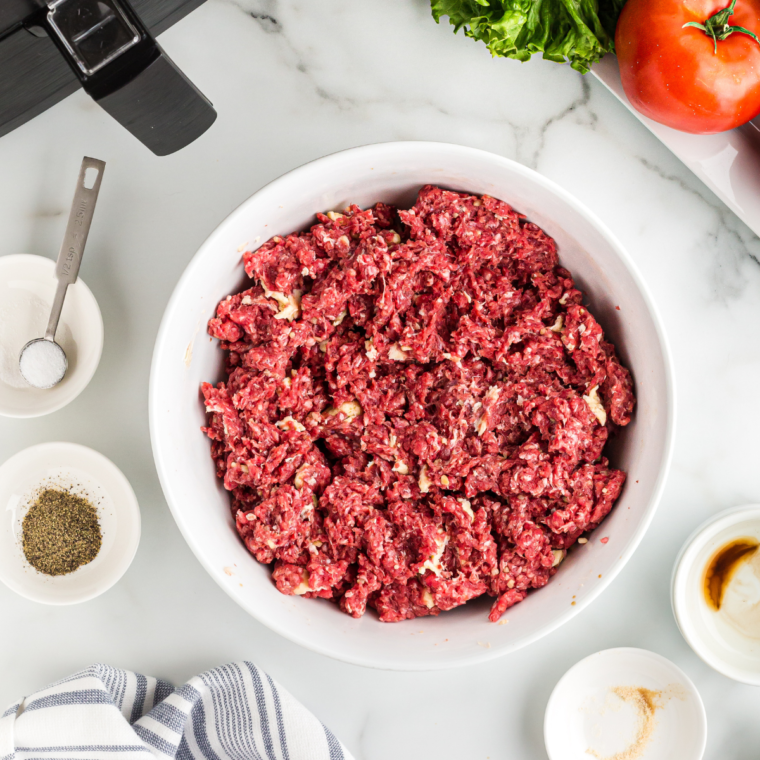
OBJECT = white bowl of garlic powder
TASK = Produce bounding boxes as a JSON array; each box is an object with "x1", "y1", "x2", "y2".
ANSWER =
[{"x1": 0, "y1": 254, "x2": 103, "y2": 418}]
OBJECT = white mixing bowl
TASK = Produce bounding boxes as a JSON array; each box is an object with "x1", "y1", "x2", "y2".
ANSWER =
[{"x1": 149, "y1": 142, "x2": 675, "y2": 670}]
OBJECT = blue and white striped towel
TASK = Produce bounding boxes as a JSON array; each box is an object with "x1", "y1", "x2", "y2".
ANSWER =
[{"x1": 0, "y1": 662, "x2": 353, "y2": 760}]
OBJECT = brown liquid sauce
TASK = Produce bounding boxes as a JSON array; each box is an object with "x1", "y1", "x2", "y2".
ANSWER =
[{"x1": 703, "y1": 539, "x2": 760, "y2": 610}]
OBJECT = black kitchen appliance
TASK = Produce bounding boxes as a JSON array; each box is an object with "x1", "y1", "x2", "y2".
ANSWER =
[{"x1": 0, "y1": 0, "x2": 216, "y2": 155}]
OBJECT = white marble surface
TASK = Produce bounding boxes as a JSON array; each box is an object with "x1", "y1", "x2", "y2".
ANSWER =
[{"x1": 1, "y1": 1, "x2": 760, "y2": 757}]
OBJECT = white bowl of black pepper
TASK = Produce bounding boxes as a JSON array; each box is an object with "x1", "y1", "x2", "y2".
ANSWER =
[{"x1": 0, "y1": 442, "x2": 141, "y2": 605}]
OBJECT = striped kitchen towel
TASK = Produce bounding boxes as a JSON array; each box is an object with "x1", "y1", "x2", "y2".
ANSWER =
[{"x1": 0, "y1": 662, "x2": 353, "y2": 760}]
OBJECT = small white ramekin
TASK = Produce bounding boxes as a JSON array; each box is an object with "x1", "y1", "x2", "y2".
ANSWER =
[
  {"x1": 0, "y1": 254, "x2": 103, "y2": 418},
  {"x1": 544, "y1": 647, "x2": 706, "y2": 760},
  {"x1": 672, "y1": 505, "x2": 760, "y2": 685},
  {"x1": 0, "y1": 442, "x2": 141, "y2": 604}
]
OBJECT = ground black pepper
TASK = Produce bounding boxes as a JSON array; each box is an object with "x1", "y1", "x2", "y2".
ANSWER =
[{"x1": 22, "y1": 489, "x2": 102, "y2": 576}]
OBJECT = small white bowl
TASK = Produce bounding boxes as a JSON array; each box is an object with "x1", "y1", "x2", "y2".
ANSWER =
[
  {"x1": 545, "y1": 648, "x2": 707, "y2": 760},
  {"x1": 672, "y1": 505, "x2": 760, "y2": 685},
  {"x1": 0, "y1": 442, "x2": 141, "y2": 604},
  {"x1": 0, "y1": 254, "x2": 104, "y2": 418}
]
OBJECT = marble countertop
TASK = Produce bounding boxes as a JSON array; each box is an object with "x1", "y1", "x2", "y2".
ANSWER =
[{"x1": 1, "y1": 1, "x2": 759, "y2": 757}]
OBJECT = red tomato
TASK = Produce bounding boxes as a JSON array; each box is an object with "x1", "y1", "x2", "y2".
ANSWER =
[{"x1": 616, "y1": 0, "x2": 760, "y2": 133}]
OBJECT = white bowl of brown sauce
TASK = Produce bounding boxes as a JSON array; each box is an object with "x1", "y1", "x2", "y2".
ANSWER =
[{"x1": 672, "y1": 505, "x2": 760, "y2": 684}]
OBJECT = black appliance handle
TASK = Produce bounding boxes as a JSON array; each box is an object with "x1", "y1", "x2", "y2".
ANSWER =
[{"x1": 41, "y1": 0, "x2": 216, "y2": 156}]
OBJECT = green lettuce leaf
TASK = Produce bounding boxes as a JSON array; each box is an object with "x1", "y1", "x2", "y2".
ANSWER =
[{"x1": 431, "y1": 0, "x2": 627, "y2": 74}]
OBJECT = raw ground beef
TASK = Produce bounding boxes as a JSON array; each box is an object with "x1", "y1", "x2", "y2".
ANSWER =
[{"x1": 201, "y1": 185, "x2": 635, "y2": 623}]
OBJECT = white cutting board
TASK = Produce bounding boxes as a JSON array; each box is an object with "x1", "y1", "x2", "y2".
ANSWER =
[{"x1": 592, "y1": 54, "x2": 760, "y2": 237}]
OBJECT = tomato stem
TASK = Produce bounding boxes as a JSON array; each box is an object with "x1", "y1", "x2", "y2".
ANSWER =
[{"x1": 682, "y1": 0, "x2": 760, "y2": 54}]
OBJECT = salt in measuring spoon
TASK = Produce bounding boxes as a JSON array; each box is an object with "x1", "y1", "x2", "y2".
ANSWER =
[{"x1": 19, "y1": 157, "x2": 105, "y2": 389}]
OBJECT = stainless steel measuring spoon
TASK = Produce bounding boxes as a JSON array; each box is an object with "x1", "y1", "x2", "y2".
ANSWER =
[{"x1": 19, "y1": 157, "x2": 105, "y2": 389}]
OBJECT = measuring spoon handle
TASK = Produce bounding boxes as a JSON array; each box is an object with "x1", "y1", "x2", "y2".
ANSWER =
[{"x1": 45, "y1": 157, "x2": 106, "y2": 342}]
